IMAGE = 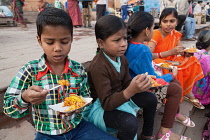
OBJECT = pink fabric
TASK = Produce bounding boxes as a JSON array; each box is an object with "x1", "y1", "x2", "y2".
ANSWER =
[
  {"x1": 193, "y1": 49, "x2": 210, "y2": 105},
  {"x1": 67, "y1": 0, "x2": 82, "y2": 26},
  {"x1": 189, "y1": 3, "x2": 193, "y2": 15}
]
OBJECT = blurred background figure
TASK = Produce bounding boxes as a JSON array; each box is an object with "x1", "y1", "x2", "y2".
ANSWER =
[
  {"x1": 0, "y1": 5, "x2": 13, "y2": 17},
  {"x1": 11, "y1": 0, "x2": 27, "y2": 28},
  {"x1": 193, "y1": 1, "x2": 203, "y2": 25},
  {"x1": 120, "y1": 0, "x2": 128, "y2": 21},
  {"x1": 95, "y1": 0, "x2": 107, "y2": 21},
  {"x1": 37, "y1": 0, "x2": 46, "y2": 12},
  {"x1": 67, "y1": 0, "x2": 82, "y2": 28},
  {"x1": 82, "y1": 1, "x2": 93, "y2": 27}
]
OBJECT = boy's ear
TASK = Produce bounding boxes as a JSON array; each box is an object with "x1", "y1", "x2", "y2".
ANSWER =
[
  {"x1": 145, "y1": 27, "x2": 149, "y2": 37},
  {"x1": 36, "y1": 36, "x2": 42, "y2": 46},
  {"x1": 97, "y1": 39, "x2": 103, "y2": 49}
]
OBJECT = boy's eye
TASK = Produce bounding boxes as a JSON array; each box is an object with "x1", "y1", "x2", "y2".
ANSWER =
[
  {"x1": 46, "y1": 42, "x2": 54, "y2": 45},
  {"x1": 170, "y1": 20, "x2": 176, "y2": 23}
]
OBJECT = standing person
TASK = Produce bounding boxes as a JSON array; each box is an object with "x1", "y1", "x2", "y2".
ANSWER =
[
  {"x1": 11, "y1": 0, "x2": 27, "y2": 28},
  {"x1": 126, "y1": 11, "x2": 194, "y2": 140},
  {"x1": 82, "y1": 1, "x2": 92, "y2": 28},
  {"x1": 96, "y1": 0, "x2": 107, "y2": 20},
  {"x1": 177, "y1": 0, "x2": 196, "y2": 41},
  {"x1": 67, "y1": 0, "x2": 82, "y2": 28},
  {"x1": 147, "y1": 8, "x2": 205, "y2": 109},
  {"x1": 3, "y1": 7, "x2": 118, "y2": 140},
  {"x1": 193, "y1": 1, "x2": 203, "y2": 25},
  {"x1": 193, "y1": 30, "x2": 210, "y2": 105},
  {"x1": 83, "y1": 15, "x2": 157, "y2": 140},
  {"x1": 120, "y1": 0, "x2": 128, "y2": 21},
  {"x1": 204, "y1": 2, "x2": 210, "y2": 13}
]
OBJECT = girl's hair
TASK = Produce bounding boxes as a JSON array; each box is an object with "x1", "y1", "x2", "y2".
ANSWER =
[
  {"x1": 127, "y1": 11, "x2": 154, "y2": 40},
  {"x1": 36, "y1": 7, "x2": 73, "y2": 38},
  {"x1": 95, "y1": 15, "x2": 126, "y2": 40},
  {"x1": 196, "y1": 30, "x2": 210, "y2": 50},
  {"x1": 159, "y1": 8, "x2": 178, "y2": 25},
  {"x1": 95, "y1": 15, "x2": 126, "y2": 53}
]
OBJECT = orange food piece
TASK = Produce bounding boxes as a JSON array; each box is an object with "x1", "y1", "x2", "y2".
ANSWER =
[
  {"x1": 185, "y1": 47, "x2": 197, "y2": 52},
  {"x1": 160, "y1": 63, "x2": 171, "y2": 68},
  {"x1": 150, "y1": 77, "x2": 162, "y2": 87},
  {"x1": 63, "y1": 95, "x2": 85, "y2": 112},
  {"x1": 58, "y1": 80, "x2": 70, "y2": 86}
]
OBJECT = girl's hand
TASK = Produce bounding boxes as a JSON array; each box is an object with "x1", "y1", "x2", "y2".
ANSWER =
[
  {"x1": 169, "y1": 46, "x2": 185, "y2": 55},
  {"x1": 172, "y1": 66, "x2": 178, "y2": 77},
  {"x1": 124, "y1": 74, "x2": 151, "y2": 99},
  {"x1": 59, "y1": 109, "x2": 81, "y2": 117},
  {"x1": 21, "y1": 85, "x2": 48, "y2": 105}
]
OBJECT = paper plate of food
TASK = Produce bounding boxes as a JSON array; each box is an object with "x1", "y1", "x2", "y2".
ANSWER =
[
  {"x1": 184, "y1": 47, "x2": 199, "y2": 53},
  {"x1": 165, "y1": 60, "x2": 180, "y2": 66},
  {"x1": 150, "y1": 77, "x2": 169, "y2": 88},
  {"x1": 155, "y1": 63, "x2": 173, "y2": 70},
  {"x1": 49, "y1": 95, "x2": 93, "y2": 113}
]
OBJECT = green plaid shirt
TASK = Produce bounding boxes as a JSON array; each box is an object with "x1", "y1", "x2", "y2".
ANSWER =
[{"x1": 3, "y1": 55, "x2": 90, "y2": 135}]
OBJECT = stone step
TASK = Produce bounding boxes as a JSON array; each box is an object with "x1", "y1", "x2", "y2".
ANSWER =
[{"x1": 137, "y1": 101, "x2": 194, "y2": 138}]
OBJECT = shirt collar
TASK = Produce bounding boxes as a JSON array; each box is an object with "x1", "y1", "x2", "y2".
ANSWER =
[{"x1": 36, "y1": 54, "x2": 79, "y2": 81}]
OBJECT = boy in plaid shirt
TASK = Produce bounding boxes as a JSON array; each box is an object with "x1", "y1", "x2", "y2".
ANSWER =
[{"x1": 3, "y1": 7, "x2": 117, "y2": 140}]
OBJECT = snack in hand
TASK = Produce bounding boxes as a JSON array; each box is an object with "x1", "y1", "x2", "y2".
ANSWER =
[
  {"x1": 185, "y1": 47, "x2": 197, "y2": 53},
  {"x1": 160, "y1": 63, "x2": 171, "y2": 68},
  {"x1": 58, "y1": 80, "x2": 70, "y2": 86},
  {"x1": 150, "y1": 77, "x2": 162, "y2": 87},
  {"x1": 63, "y1": 95, "x2": 85, "y2": 112}
]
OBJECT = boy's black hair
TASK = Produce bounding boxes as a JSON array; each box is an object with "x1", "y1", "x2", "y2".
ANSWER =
[
  {"x1": 95, "y1": 15, "x2": 126, "y2": 41},
  {"x1": 127, "y1": 11, "x2": 154, "y2": 39},
  {"x1": 196, "y1": 30, "x2": 210, "y2": 50},
  {"x1": 159, "y1": 8, "x2": 178, "y2": 25},
  {"x1": 36, "y1": 7, "x2": 73, "y2": 38},
  {"x1": 198, "y1": 1, "x2": 203, "y2": 4}
]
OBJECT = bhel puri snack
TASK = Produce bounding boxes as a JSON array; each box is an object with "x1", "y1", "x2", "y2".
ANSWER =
[
  {"x1": 150, "y1": 77, "x2": 161, "y2": 87},
  {"x1": 58, "y1": 80, "x2": 70, "y2": 86},
  {"x1": 63, "y1": 95, "x2": 85, "y2": 112},
  {"x1": 185, "y1": 47, "x2": 197, "y2": 53},
  {"x1": 160, "y1": 63, "x2": 171, "y2": 68}
]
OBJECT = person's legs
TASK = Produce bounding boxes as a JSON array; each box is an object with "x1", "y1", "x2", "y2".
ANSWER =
[
  {"x1": 96, "y1": 4, "x2": 106, "y2": 21},
  {"x1": 71, "y1": 119, "x2": 118, "y2": 140},
  {"x1": 82, "y1": 9, "x2": 87, "y2": 27},
  {"x1": 104, "y1": 110, "x2": 138, "y2": 140},
  {"x1": 131, "y1": 91, "x2": 157, "y2": 137},
  {"x1": 121, "y1": 5, "x2": 128, "y2": 21},
  {"x1": 185, "y1": 17, "x2": 196, "y2": 39}
]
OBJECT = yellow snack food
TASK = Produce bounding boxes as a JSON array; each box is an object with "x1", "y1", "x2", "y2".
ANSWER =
[
  {"x1": 58, "y1": 80, "x2": 70, "y2": 86},
  {"x1": 185, "y1": 47, "x2": 197, "y2": 53},
  {"x1": 63, "y1": 95, "x2": 85, "y2": 112},
  {"x1": 150, "y1": 77, "x2": 161, "y2": 87},
  {"x1": 160, "y1": 63, "x2": 171, "y2": 68}
]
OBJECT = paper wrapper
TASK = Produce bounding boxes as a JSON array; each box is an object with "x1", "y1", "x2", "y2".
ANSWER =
[{"x1": 49, "y1": 97, "x2": 93, "y2": 113}]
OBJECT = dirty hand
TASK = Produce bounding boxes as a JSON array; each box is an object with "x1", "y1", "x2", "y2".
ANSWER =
[
  {"x1": 171, "y1": 66, "x2": 178, "y2": 77},
  {"x1": 21, "y1": 85, "x2": 48, "y2": 105}
]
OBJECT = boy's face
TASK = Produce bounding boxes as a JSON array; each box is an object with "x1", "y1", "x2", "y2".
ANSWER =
[{"x1": 37, "y1": 25, "x2": 72, "y2": 65}]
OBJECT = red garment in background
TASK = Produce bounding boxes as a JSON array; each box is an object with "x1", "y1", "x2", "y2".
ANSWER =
[{"x1": 67, "y1": 0, "x2": 82, "y2": 26}]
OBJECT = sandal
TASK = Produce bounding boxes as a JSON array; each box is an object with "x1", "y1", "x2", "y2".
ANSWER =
[
  {"x1": 185, "y1": 38, "x2": 196, "y2": 41},
  {"x1": 184, "y1": 96, "x2": 205, "y2": 109},
  {"x1": 175, "y1": 113, "x2": 195, "y2": 127},
  {"x1": 139, "y1": 133, "x2": 155, "y2": 140},
  {"x1": 157, "y1": 130, "x2": 189, "y2": 140}
]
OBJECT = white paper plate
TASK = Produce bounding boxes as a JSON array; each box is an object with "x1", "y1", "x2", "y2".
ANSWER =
[
  {"x1": 184, "y1": 48, "x2": 200, "y2": 53},
  {"x1": 155, "y1": 63, "x2": 173, "y2": 70},
  {"x1": 49, "y1": 97, "x2": 93, "y2": 113}
]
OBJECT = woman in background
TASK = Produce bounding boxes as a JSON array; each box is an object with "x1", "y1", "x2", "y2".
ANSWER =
[{"x1": 67, "y1": 0, "x2": 82, "y2": 28}]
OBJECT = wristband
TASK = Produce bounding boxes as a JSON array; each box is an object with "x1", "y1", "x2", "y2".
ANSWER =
[{"x1": 158, "y1": 52, "x2": 162, "y2": 58}]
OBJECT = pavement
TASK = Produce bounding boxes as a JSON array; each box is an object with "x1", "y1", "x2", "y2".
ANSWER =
[{"x1": 0, "y1": 22, "x2": 210, "y2": 140}]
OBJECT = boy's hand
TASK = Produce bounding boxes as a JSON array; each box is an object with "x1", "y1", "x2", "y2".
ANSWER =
[{"x1": 21, "y1": 85, "x2": 48, "y2": 105}]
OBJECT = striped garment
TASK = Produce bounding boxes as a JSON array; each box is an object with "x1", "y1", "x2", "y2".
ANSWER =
[{"x1": 3, "y1": 55, "x2": 90, "y2": 135}]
